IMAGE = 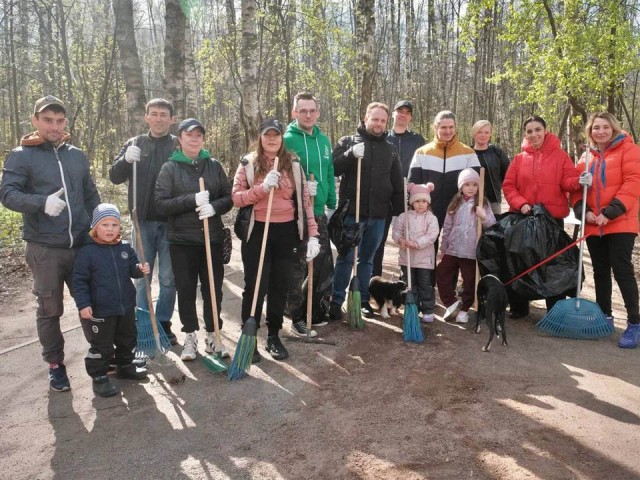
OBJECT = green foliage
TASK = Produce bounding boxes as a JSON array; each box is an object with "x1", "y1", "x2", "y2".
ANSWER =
[{"x1": 0, "y1": 206, "x2": 24, "y2": 250}]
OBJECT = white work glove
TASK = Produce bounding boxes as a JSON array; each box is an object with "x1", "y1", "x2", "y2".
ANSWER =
[
  {"x1": 196, "y1": 203, "x2": 215, "y2": 220},
  {"x1": 44, "y1": 188, "x2": 66, "y2": 217},
  {"x1": 306, "y1": 237, "x2": 320, "y2": 262},
  {"x1": 195, "y1": 190, "x2": 210, "y2": 207},
  {"x1": 307, "y1": 180, "x2": 318, "y2": 197},
  {"x1": 351, "y1": 143, "x2": 365, "y2": 159},
  {"x1": 326, "y1": 208, "x2": 335, "y2": 221},
  {"x1": 124, "y1": 145, "x2": 141, "y2": 164},
  {"x1": 579, "y1": 171, "x2": 593, "y2": 187},
  {"x1": 262, "y1": 170, "x2": 281, "y2": 192}
]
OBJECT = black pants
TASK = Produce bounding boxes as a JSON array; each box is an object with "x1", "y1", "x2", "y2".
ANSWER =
[
  {"x1": 170, "y1": 243, "x2": 224, "y2": 334},
  {"x1": 586, "y1": 233, "x2": 639, "y2": 324},
  {"x1": 401, "y1": 266, "x2": 435, "y2": 314},
  {"x1": 241, "y1": 221, "x2": 299, "y2": 336},
  {"x1": 372, "y1": 210, "x2": 393, "y2": 277},
  {"x1": 81, "y1": 310, "x2": 136, "y2": 378}
]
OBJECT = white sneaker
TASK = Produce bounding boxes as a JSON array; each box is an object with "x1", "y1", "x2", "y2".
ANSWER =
[
  {"x1": 455, "y1": 310, "x2": 469, "y2": 324},
  {"x1": 443, "y1": 300, "x2": 461, "y2": 319},
  {"x1": 421, "y1": 313, "x2": 434, "y2": 323},
  {"x1": 181, "y1": 332, "x2": 198, "y2": 361},
  {"x1": 204, "y1": 332, "x2": 230, "y2": 358}
]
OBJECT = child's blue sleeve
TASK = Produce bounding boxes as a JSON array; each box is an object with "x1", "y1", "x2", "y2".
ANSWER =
[
  {"x1": 71, "y1": 250, "x2": 92, "y2": 310},
  {"x1": 127, "y1": 245, "x2": 144, "y2": 279}
]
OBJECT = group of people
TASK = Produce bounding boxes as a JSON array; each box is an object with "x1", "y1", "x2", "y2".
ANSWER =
[{"x1": 1, "y1": 92, "x2": 639, "y2": 398}]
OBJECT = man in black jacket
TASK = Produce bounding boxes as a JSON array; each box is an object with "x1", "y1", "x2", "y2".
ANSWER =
[
  {"x1": 0, "y1": 95, "x2": 101, "y2": 392},
  {"x1": 372, "y1": 99, "x2": 425, "y2": 277},
  {"x1": 330, "y1": 102, "x2": 404, "y2": 318},
  {"x1": 109, "y1": 99, "x2": 178, "y2": 344}
]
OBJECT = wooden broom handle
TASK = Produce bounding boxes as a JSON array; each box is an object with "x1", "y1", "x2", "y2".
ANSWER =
[
  {"x1": 352, "y1": 155, "x2": 362, "y2": 277},
  {"x1": 404, "y1": 178, "x2": 412, "y2": 289},
  {"x1": 306, "y1": 173, "x2": 315, "y2": 335}
]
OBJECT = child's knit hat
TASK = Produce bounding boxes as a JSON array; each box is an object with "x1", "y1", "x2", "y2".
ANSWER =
[
  {"x1": 91, "y1": 203, "x2": 121, "y2": 229},
  {"x1": 408, "y1": 182, "x2": 435, "y2": 205},
  {"x1": 457, "y1": 168, "x2": 480, "y2": 190}
]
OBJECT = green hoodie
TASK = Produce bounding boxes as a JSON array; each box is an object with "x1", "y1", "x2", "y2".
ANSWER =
[
  {"x1": 169, "y1": 149, "x2": 211, "y2": 164},
  {"x1": 284, "y1": 121, "x2": 336, "y2": 216}
]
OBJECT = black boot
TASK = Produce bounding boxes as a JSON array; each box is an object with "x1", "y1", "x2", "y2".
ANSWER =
[
  {"x1": 93, "y1": 376, "x2": 120, "y2": 397},
  {"x1": 265, "y1": 335, "x2": 289, "y2": 360}
]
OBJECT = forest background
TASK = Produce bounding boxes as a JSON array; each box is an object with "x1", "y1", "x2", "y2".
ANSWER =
[{"x1": 1, "y1": 0, "x2": 640, "y2": 248}]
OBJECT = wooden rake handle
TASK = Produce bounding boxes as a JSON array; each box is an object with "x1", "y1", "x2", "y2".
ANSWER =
[
  {"x1": 473, "y1": 168, "x2": 486, "y2": 310},
  {"x1": 199, "y1": 178, "x2": 223, "y2": 351},
  {"x1": 250, "y1": 157, "x2": 279, "y2": 317}
]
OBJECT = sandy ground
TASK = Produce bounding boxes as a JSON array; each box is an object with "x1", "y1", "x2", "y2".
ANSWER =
[{"x1": 1, "y1": 236, "x2": 639, "y2": 480}]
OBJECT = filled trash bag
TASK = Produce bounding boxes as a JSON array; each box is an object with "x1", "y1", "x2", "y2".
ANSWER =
[
  {"x1": 328, "y1": 200, "x2": 361, "y2": 256},
  {"x1": 477, "y1": 204, "x2": 579, "y2": 300}
]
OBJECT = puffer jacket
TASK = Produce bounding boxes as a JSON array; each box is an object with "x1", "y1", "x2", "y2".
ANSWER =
[
  {"x1": 0, "y1": 132, "x2": 101, "y2": 248},
  {"x1": 503, "y1": 132, "x2": 580, "y2": 219},
  {"x1": 72, "y1": 238, "x2": 143, "y2": 317},
  {"x1": 109, "y1": 132, "x2": 176, "y2": 221},
  {"x1": 440, "y1": 196, "x2": 496, "y2": 260},
  {"x1": 155, "y1": 150, "x2": 232, "y2": 244},
  {"x1": 572, "y1": 132, "x2": 640, "y2": 236},
  {"x1": 392, "y1": 209, "x2": 439, "y2": 269},
  {"x1": 333, "y1": 123, "x2": 404, "y2": 218},
  {"x1": 284, "y1": 122, "x2": 336, "y2": 216}
]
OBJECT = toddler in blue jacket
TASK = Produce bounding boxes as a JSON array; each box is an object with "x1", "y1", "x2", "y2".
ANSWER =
[{"x1": 72, "y1": 204, "x2": 150, "y2": 397}]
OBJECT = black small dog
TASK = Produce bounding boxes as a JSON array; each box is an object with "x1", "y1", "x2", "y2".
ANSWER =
[
  {"x1": 369, "y1": 276, "x2": 406, "y2": 318},
  {"x1": 474, "y1": 274, "x2": 509, "y2": 351}
]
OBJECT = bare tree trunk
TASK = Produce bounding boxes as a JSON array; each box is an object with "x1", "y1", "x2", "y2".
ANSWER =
[
  {"x1": 356, "y1": 0, "x2": 376, "y2": 118},
  {"x1": 113, "y1": 0, "x2": 146, "y2": 136},
  {"x1": 241, "y1": 0, "x2": 259, "y2": 143},
  {"x1": 164, "y1": 0, "x2": 187, "y2": 119}
]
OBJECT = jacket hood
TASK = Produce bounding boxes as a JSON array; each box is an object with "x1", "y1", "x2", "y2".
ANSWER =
[
  {"x1": 169, "y1": 148, "x2": 211, "y2": 164},
  {"x1": 286, "y1": 121, "x2": 322, "y2": 139},
  {"x1": 20, "y1": 131, "x2": 71, "y2": 148},
  {"x1": 521, "y1": 131, "x2": 561, "y2": 154}
]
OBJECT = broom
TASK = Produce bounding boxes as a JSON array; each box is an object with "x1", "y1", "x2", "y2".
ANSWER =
[
  {"x1": 199, "y1": 178, "x2": 228, "y2": 373},
  {"x1": 402, "y1": 179, "x2": 424, "y2": 343},
  {"x1": 347, "y1": 155, "x2": 364, "y2": 329},
  {"x1": 228, "y1": 157, "x2": 279, "y2": 380},
  {"x1": 535, "y1": 157, "x2": 613, "y2": 339}
]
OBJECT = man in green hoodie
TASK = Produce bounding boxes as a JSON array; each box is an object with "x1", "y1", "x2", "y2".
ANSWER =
[{"x1": 284, "y1": 92, "x2": 337, "y2": 336}]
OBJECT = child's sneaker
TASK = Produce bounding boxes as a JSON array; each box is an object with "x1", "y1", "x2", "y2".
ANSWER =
[
  {"x1": 204, "y1": 332, "x2": 230, "y2": 358},
  {"x1": 116, "y1": 363, "x2": 148, "y2": 380},
  {"x1": 181, "y1": 332, "x2": 198, "y2": 361},
  {"x1": 443, "y1": 300, "x2": 461, "y2": 319},
  {"x1": 290, "y1": 320, "x2": 318, "y2": 338},
  {"x1": 49, "y1": 363, "x2": 71, "y2": 392},
  {"x1": 618, "y1": 322, "x2": 639, "y2": 349},
  {"x1": 421, "y1": 313, "x2": 435, "y2": 323},
  {"x1": 93, "y1": 375, "x2": 120, "y2": 397},
  {"x1": 455, "y1": 310, "x2": 469, "y2": 324}
]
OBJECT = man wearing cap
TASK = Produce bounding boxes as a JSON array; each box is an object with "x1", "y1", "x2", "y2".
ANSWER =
[
  {"x1": 330, "y1": 102, "x2": 404, "y2": 319},
  {"x1": 109, "y1": 98, "x2": 178, "y2": 344},
  {"x1": 283, "y1": 92, "x2": 336, "y2": 334},
  {"x1": 372, "y1": 99, "x2": 426, "y2": 277},
  {"x1": 0, "y1": 95, "x2": 101, "y2": 392}
]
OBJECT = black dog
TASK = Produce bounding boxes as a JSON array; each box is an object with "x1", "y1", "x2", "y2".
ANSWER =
[
  {"x1": 474, "y1": 274, "x2": 509, "y2": 351},
  {"x1": 369, "y1": 276, "x2": 406, "y2": 318}
]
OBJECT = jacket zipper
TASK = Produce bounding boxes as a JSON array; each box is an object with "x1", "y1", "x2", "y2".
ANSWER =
[{"x1": 54, "y1": 146, "x2": 74, "y2": 248}]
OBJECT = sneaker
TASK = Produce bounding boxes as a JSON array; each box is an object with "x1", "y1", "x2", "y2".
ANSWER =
[
  {"x1": 606, "y1": 315, "x2": 615, "y2": 329},
  {"x1": 291, "y1": 320, "x2": 318, "y2": 338},
  {"x1": 265, "y1": 335, "x2": 289, "y2": 360},
  {"x1": 443, "y1": 300, "x2": 461, "y2": 319},
  {"x1": 49, "y1": 363, "x2": 71, "y2": 392},
  {"x1": 162, "y1": 323, "x2": 178, "y2": 346},
  {"x1": 116, "y1": 363, "x2": 148, "y2": 380},
  {"x1": 328, "y1": 302, "x2": 343, "y2": 321},
  {"x1": 618, "y1": 322, "x2": 639, "y2": 349},
  {"x1": 311, "y1": 316, "x2": 329, "y2": 327},
  {"x1": 132, "y1": 357, "x2": 148, "y2": 369},
  {"x1": 421, "y1": 313, "x2": 435, "y2": 324},
  {"x1": 361, "y1": 301, "x2": 374, "y2": 317},
  {"x1": 181, "y1": 332, "x2": 198, "y2": 361},
  {"x1": 204, "y1": 332, "x2": 230, "y2": 358},
  {"x1": 92, "y1": 375, "x2": 120, "y2": 397},
  {"x1": 455, "y1": 310, "x2": 469, "y2": 324}
]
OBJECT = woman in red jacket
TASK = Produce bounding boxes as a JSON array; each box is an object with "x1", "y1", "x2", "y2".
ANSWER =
[
  {"x1": 502, "y1": 116, "x2": 581, "y2": 317},
  {"x1": 573, "y1": 112, "x2": 640, "y2": 348}
]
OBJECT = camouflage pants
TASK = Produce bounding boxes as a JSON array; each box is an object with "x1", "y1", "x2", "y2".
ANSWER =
[{"x1": 286, "y1": 215, "x2": 334, "y2": 323}]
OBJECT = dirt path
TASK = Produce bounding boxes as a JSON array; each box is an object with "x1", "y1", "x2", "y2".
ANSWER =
[{"x1": 1, "y1": 238, "x2": 639, "y2": 480}]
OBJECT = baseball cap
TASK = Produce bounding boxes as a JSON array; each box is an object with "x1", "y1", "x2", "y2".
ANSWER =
[
  {"x1": 393, "y1": 100, "x2": 413, "y2": 113},
  {"x1": 177, "y1": 118, "x2": 206, "y2": 134},
  {"x1": 34, "y1": 95, "x2": 66, "y2": 115},
  {"x1": 259, "y1": 118, "x2": 284, "y2": 135}
]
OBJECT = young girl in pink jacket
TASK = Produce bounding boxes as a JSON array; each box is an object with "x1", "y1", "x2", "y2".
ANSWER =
[{"x1": 392, "y1": 183, "x2": 439, "y2": 322}]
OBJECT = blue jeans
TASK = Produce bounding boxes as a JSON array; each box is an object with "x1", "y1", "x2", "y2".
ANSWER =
[
  {"x1": 135, "y1": 220, "x2": 176, "y2": 325},
  {"x1": 332, "y1": 216, "x2": 385, "y2": 305}
]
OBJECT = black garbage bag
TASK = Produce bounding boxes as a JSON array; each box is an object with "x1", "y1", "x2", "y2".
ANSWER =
[
  {"x1": 328, "y1": 199, "x2": 361, "y2": 256},
  {"x1": 477, "y1": 204, "x2": 579, "y2": 300}
]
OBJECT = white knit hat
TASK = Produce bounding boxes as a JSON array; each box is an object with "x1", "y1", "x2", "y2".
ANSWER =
[
  {"x1": 91, "y1": 203, "x2": 121, "y2": 229},
  {"x1": 408, "y1": 182, "x2": 435, "y2": 205},
  {"x1": 457, "y1": 168, "x2": 480, "y2": 190}
]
